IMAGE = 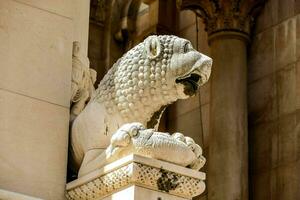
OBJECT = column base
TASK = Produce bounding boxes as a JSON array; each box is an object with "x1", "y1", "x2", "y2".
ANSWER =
[{"x1": 66, "y1": 154, "x2": 206, "y2": 200}]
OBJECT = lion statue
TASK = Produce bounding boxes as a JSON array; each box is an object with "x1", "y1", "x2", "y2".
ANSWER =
[{"x1": 70, "y1": 35, "x2": 212, "y2": 177}]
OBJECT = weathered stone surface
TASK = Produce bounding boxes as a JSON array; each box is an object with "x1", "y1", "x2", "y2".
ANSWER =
[
  {"x1": 274, "y1": 18, "x2": 296, "y2": 70},
  {"x1": 276, "y1": 65, "x2": 297, "y2": 116},
  {"x1": 248, "y1": 74, "x2": 278, "y2": 124},
  {"x1": 66, "y1": 155, "x2": 206, "y2": 200},
  {"x1": 0, "y1": 89, "x2": 69, "y2": 199},
  {"x1": 0, "y1": 0, "x2": 73, "y2": 107},
  {"x1": 14, "y1": 0, "x2": 73, "y2": 18},
  {"x1": 277, "y1": 113, "x2": 300, "y2": 165},
  {"x1": 0, "y1": 189, "x2": 42, "y2": 200},
  {"x1": 249, "y1": 122, "x2": 276, "y2": 173},
  {"x1": 248, "y1": 29, "x2": 275, "y2": 82}
]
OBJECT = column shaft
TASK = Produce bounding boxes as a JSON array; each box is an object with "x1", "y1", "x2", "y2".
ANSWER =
[{"x1": 208, "y1": 32, "x2": 248, "y2": 200}]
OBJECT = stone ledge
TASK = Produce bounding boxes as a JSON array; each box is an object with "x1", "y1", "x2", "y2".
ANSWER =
[{"x1": 66, "y1": 154, "x2": 206, "y2": 200}]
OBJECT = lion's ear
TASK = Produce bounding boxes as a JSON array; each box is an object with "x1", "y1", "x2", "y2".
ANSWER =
[{"x1": 145, "y1": 36, "x2": 161, "y2": 59}]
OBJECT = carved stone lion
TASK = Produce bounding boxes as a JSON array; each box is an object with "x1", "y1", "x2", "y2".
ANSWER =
[{"x1": 70, "y1": 35, "x2": 212, "y2": 177}]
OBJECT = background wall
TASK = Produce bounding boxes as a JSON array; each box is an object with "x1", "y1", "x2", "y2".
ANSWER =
[
  {"x1": 248, "y1": 0, "x2": 300, "y2": 199},
  {"x1": 0, "y1": 0, "x2": 77, "y2": 199}
]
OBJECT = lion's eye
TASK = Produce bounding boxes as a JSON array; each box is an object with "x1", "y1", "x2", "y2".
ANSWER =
[{"x1": 183, "y1": 43, "x2": 190, "y2": 53}]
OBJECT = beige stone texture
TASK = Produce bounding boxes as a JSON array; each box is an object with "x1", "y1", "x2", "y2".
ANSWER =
[
  {"x1": 73, "y1": 0, "x2": 90, "y2": 55},
  {"x1": 0, "y1": 0, "x2": 73, "y2": 107},
  {"x1": 248, "y1": 28, "x2": 275, "y2": 82},
  {"x1": 249, "y1": 122, "x2": 277, "y2": 173},
  {"x1": 277, "y1": 113, "x2": 300, "y2": 166},
  {"x1": 276, "y1": 64, "x2": 297, "y2": 116},
  {"x1": 274, "y1": 17, "x2": 296, "y2": 70},
  {"x1": 66, "y1": 155, "x2": 206, "y2": 200},
  {"x1": 13, "y1": 0, "x2": 73, "y2": 18},
  {"x1": 168, "y1": 108, "x2": 203, "y2": 146},
  {"x1": 179, "y1": 10, "x2": 196, "y2": 31},
  {"x1": 297, "y1": 16, "x2": 300, "y2": 60},
  {"x1": 208, "y1": 35, "x2": 248, "y2": 200},
  {"x1": 275, "y1": 161, "x2": 300, "y2": 200},
  {"x1": 0, "y1": 189, "x2": 42, "y2": 200},
  {"x1": 102, "y1": 186, "x2": 188, "y2": 200},
  {"x1": 0, "y1": 89, "x2": 69, "y2": 199},
  {"x1": 248, "y1": 74, "x2": 278, "y2": 124},
  {"x1": 248, "y1": 1, "x2": 300, "y2": 199}
]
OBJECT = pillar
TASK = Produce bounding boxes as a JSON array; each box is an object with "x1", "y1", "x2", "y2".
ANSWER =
[
  {"x1": 208, "y1": 32, "x2": 249, "y2": 200},
  {"x1": 177, "y1": 1, "x2": 266, "y2": 200}
]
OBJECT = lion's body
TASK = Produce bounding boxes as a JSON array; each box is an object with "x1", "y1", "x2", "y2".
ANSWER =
[{"x1": 70, "y1": 35, "x2": 212, "y2": 176}]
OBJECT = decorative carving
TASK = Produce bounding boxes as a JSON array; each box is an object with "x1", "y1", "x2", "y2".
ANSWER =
[
  {"x1": 66, "y1": 155, "x2": 206, "y2": 200},
  {"x1": 70, "y1": 41, "x2": 97, "y2": 121},
  {"x1": 70, "y1": 35, "x2": 212, "y2": 177},
  {"x1": 85, "y1": 122, "x2": 206, "y2": 176},
  {"x1": 177, "y1": 0, "x2": 266, "y2": 36}
]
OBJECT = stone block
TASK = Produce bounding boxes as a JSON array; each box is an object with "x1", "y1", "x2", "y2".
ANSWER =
[
  {"x1": 179, "y1": 10, "x2": 196, "y2": 30},
  {"x1": 275, "y1": 0, "x2": 295, "y2": 24},
  {"x1": 276, "y1": 65, "x2": 297, "y2": 116},
  {"x1": 249, "y1": 122, "x2": 276, "y2": 172},
  {"x1": 66, "y1": 155, "x2": 206, "y2": 200},
  {"x1": 179, "y1": 25, "x2": 197, "y2": 48},
  {"x1": 248, "y1": 29, "x2": 275, "y2": 82},
  {"x1": 0, "y1": 189, "x2": 42, "y2": 200},
  {"x1": 277, "y1": 113, "x2": 299, "y2": 165},
  {"x1": 275, "y1": 161, "x2": 300, "y2": 200},
  {"x1": 168, "y1": 108, "x2": 203, "y2": 145},
  {"x1": 251, "y1": 171, "x2": 271, "y2": 200},
  {"x1": 14, "y1": 0, "x2": 73, "y2": 18},
  {"x1": 274, "y1": 18, "x2": 296, "y2": 70},
  {"x1": 297, "y1": 62, "x2": 300, "y2": 110},
  {"x1": 102, "y1": 186, "x2": 188, "y2": 200},
  {"x1": 199, "y1": 80, "x2": 210, "y2": 105},
  {"x1": 297, "y1": 16, "x2": 300, "y2": 61},
  {"x1": 0, "y1": 0, "x2": 73, "y2": 107},
  {"x1": 0, "y1": 89, "x2": 69, "y2": 199},
  {"x1": 168, "y1": 94, "x2": 200, "y2": 117},
  {"x1": 248, "y1": 74, "x2": 278, "y2": 124},
  {"x1": 201, "y1": 104, "x2": 210, "y2": 148},
  {"x1": 253, "y1": 0, "x2": 275, "y2": 34}
]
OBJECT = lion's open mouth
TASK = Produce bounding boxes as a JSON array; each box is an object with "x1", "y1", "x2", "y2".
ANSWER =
[{"x1": 176, "y1": 73, "x2": 201, "y2": 96}]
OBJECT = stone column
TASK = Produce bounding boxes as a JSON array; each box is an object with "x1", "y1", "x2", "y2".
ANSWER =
[{"x1": 177, "y1": 1, "x2": 265, "y2": 200}]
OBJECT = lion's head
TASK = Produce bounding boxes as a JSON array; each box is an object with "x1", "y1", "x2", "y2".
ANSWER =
[{"x1": 93, "y1": 35, "x2": 212, "y2": 128}]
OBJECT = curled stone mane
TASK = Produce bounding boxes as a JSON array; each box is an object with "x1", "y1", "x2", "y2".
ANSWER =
[{"x1": 92, "y1": 35, "x2": 178, "y2": 126}]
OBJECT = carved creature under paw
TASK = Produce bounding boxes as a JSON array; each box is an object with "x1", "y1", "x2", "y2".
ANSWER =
[
  {"x1": 105, "y1": 123, "x2": 206, "y2": 170},
  {"x1": 70, "y1": 35, "x2": 212, "y2": 177}
]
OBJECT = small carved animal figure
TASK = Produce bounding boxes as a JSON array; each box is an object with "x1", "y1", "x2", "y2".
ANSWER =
[{"x1": 70, "y1": 35, "x2": 212, "y2": 177}]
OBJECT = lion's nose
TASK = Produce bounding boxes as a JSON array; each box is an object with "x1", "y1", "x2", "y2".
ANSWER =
[{"x1": 193, "y1": 54, "x2": 212, "y2": 85}]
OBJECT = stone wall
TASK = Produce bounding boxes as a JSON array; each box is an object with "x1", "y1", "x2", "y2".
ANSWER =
[
  {"x1": 248, "y1": 0, "x2": 300, "y2": 199},
  {"x1": 0, "y1": 0, "x2": 74, "y2": 199}
]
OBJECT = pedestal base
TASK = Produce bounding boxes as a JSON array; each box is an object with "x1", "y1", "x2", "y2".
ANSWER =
[
  {"x1": 66, "y1": 154, "x2": 206, "y2": 200},
  {"x1": 102, "y1": 185, "x2": 188, "y2": 200}
]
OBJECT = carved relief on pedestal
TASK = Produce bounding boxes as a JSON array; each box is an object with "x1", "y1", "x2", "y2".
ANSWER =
[
  {"x1": 70, "y1": 41, "x2": 97, "y2": 121},
  {"x1": 177, "y1": 0, "x2": 266, "y2": 36},
  {"x1": 70, "y1": 35, "x2": 212, "y2": 179},
  {"x1": 66, "y1": 155, "x2": 206, "y2": 200}
]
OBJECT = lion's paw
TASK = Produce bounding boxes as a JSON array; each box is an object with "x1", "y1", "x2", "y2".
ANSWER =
[{"x1": 172, "y1": 133, "x2": 206, "y2": 170}]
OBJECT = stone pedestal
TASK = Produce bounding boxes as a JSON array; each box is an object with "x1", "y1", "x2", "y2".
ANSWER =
[{"x1": 66, "y1": 155, "x2": 206, "y2": 200}]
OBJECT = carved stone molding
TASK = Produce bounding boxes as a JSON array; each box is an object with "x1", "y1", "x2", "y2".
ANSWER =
[
  {"x1": 66, "y1": 155, "x2": 206, "y2": 200},
  {"x1": 177, "y1": 0, "x2": 266, "y2": 37}
]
